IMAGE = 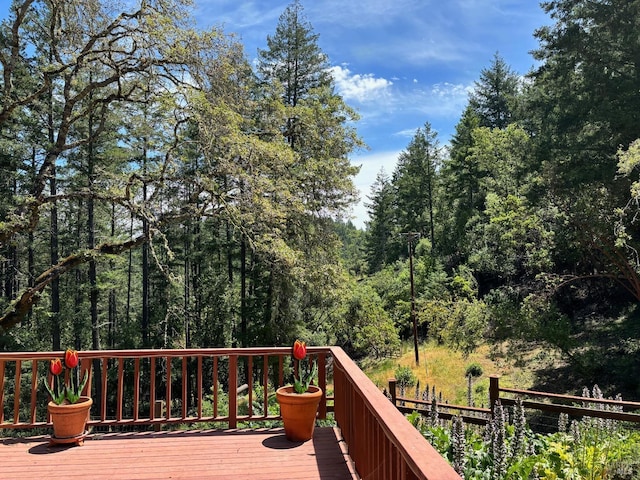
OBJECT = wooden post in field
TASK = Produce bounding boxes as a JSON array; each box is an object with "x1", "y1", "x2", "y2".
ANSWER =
[
  {"x1": 388, "y1": 378, "x2": 397, "y2": 406},
  {"x1": 489, "y1": 375, "x2": 500, "y2": 414}
]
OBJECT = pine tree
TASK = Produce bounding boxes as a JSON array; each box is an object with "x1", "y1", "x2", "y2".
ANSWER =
[
  {"x1": 365, "y1": 170, "x2": 396, "y2": 273},
  {"x1": 251, "y1": 0, "x2": 362, "y2": 343},
  {"x1": 469, "y1": 53, "x2": 521, "y2": 130},
  {"x1": 392, "y1": 123, "x2": 441, "y2": 253},
  {"x1": 530, "y1": 0, "x2": 640, "y2": 192},
  {"x1": 440, "y1": 106, "x2": 481, "y2": 260}
]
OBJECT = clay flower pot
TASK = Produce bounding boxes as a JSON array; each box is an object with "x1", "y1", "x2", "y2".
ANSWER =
[
  {"x1": 48, "y1": 395, "x2": 92, "y2": 445},
  {"x1": 276, "y1": 385, "x2": 322, "y2": 442}
]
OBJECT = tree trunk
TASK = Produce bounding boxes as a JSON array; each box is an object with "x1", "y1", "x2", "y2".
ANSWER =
[
  {"x1": 142, "y1": 147, "x2": 150, "y2": 347},
  {"x1": 240, "y1": 235, "x2": 247, "y2": 347},
  {"x1": 49, "y1": 157, "x2": 60, "y2": 350}
]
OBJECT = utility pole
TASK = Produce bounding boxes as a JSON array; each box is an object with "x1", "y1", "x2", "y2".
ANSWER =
[{"x1": 403, "y1": 232, "x2": 420, "y2": 365}]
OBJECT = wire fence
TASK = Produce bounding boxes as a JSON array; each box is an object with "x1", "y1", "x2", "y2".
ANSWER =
[{"x1": 387, "y1": 374, "x2": 640, "y2": 432}]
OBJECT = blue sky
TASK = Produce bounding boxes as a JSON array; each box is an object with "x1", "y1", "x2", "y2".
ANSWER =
[
  {"x1": 1, "y1": 1, "x2": 550, "y2": 228},
  {"x1": 196, "y1": 1, "x2": 550, "y2": 227}
]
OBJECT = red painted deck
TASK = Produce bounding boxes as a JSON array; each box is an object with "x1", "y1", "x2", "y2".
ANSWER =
[{"x1": 1, "y1": 427, "x2": 359, "y2": 480}]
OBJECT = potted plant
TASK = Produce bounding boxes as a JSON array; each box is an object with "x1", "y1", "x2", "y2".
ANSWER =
[
  {"x1": 43, "y1": 348, "x2": 92, "y2": 445},
  {"x1": 276, "y1": 340, "x2": 322, "y2": 442}
]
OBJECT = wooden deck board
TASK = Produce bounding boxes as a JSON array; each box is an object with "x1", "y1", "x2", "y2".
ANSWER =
[{"x1": 0, "y1": 427, "x2": 359, "y2": 479}]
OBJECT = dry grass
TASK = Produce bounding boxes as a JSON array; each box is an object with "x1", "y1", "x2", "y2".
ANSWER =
[{"x1": 363, "y1": 341, "x2": 541, "y2": 406}]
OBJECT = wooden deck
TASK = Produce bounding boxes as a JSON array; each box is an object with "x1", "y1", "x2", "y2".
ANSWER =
[{"x1": 1, "y1": 427, "x2": 359, "y2": 480}]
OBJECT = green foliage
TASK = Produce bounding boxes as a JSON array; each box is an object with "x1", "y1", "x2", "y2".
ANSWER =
[
  {"x1": 467, "y1": 192, "x2": 554, "y2": 281},
  {"x1": 333, "y1": 282, "x2": 400, "y2": 359},
  {"x1": 394, "y1": 365, "x2": 417, "y2": 388},
  {"x1": 393, "y1": 123, "x2": 442, "y2": 249},
  {"x1": 417, "y1": 405, "x2": 640, "y2": 480},
  {"x1": 469, "y1": 53, "x2": 522, "y2": 130},
  {"x1": 465, "y1": 363, "x2": 483, "y2": 378},
  {"x1": 333, "y1": 220, "x2": 367, "y2": 276},
  {"x1": 425, "y1": 298, "x2": 489, "y2": 355},
  {"x1": 293, "y1": 359, "x2": 317, "y2": 394},
  {"x1": 531, "y1": 0, "x2": 640, "y2": 191},
  {"x1": 365, "y1": 170, "x2": 397, "y2": 272},
  {"x1": 0, "y1": 0, "x2": 363, "y2": 353}
]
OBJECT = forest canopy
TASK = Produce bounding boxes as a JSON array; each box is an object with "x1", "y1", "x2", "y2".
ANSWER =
[
  {"x1": 0, "y1": 0, "x2": 361, "y2": 352},
  {"x1": 2, "y1": 0, "x2": 640, "y2": 397}
]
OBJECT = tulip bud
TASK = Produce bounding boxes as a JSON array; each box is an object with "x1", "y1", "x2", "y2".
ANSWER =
[
  {"x1": 64, "y1": 348, "x2": 79, "y2": 368},
  {"x1": 292, "y1": 340, "x2": 307, "y2": 360},
  {"x1": 50, "y1": 358, "x2": 63, "y2": 376}
]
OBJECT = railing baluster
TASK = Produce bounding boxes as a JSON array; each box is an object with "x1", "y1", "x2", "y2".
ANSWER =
[
  {"x1": 262, "y1": 355, "x2": 269, "y2": 418},
  {"x1": 197, "y1": 356, "x2": 203, "y2": 419},
  {"x1": 100, "y1": 357, "x2": 108, "y2": 421},
  {"x1": 490, "y1": 374, "x2": 500, "y2": 413},
  {"x1": 117, "y1": 357, "x2": 124, "y2": 421},
  {"x1": 228, "y1": 355, "x2": 237, "y2": 428},
  {"x1": 150, "y1": 357, "x2": 156, "y2": 421},
  {"x1": 181, "y1": 356, "x2": 187, "y2": 419},
  {"x1": 13, "y1": 360, "x2": 21, "y2": 424},
  {"x1": 30, "y1": 359, "x2": 38, "y2": 424},
  {"x1": 0, "y1": 360, "x2": 5, "y2": 424},
  {"x1": 318, "y1": 352, "x2": 326, "y2": 419},
  {"x1": 133, "y1": 358, "x2": 140, "y2": 421},
  {"x1": 213, "y1": 356, "x2": 218, "y2": 418},
  {"x1": 166, "y1": 356, "x2": 172, "y2": 420},
  {"x1": 247, "y1": 355, "x2": 253, "y2": 418}
]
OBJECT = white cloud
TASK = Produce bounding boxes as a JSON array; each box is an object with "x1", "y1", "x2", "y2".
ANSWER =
[
  {"x1": 394, "y1": 128, "x2": 419, "y2": 139},
  {"x1": 329, "y1": 65, "x2": 393, "y2": 103},
  {"x1": 354, "y1": 80, "x2": 471, "y2": 123},
  {"x1": 348, "y1": 150, "x2": 402, "y2": 229}
]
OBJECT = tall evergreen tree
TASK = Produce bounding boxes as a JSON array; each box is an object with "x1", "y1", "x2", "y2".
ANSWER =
[
  {"x1": 469, "y1": 53, "x2": 521, "y2": 130},
  {"x1": 365, "y1": 170, "x2": 396, "y2": 273},
  {"x1": 530, "y1": 0, "x2": 640, "y2": 192},
  {"x1": 250, "y1": 0, "x2": 361, "y2": 343},
  {"x1": 257, "y1": 0, "x2": 331, "y2": 149},
  {"x1": 440, "y1": 106, "x2": 481, "y2": 260},
  {"x1": 392, "y1": 123, "x2": 441, "y2": 252}
]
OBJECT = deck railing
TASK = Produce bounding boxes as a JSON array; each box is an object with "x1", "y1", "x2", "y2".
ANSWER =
[
  {"x1": 0, "y1": 347, "x2": 460, "y2": 480},
  {"x1": 0, "y1": 347, "x2": 328, "y2": 430}
]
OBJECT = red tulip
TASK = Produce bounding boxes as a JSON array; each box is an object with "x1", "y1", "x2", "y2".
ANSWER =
[
  {"x1": 50, "y1": 358, "x2": 63, "y2": 376},
  {"x1": 64, "y1": 348, "x2": 79, "y2": 368},
  {"x1": 292, "y1": 340, "x2": 307, "y2": 360}
]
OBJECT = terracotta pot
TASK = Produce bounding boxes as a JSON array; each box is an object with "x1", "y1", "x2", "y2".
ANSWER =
[
  {"x1": 48, "y1": 396, "x2": 92, "y2": 445},
  {"x1": 276, "y1": 385, "x2": 322, "y2": 442}
]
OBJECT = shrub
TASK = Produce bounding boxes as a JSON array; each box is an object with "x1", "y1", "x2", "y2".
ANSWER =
[
  {"x1": 465, "y1": 363, "x2": 483, "y2": 378},
  {"x1": 394, "y1": 365, "x2": 417, "y2": 388}
]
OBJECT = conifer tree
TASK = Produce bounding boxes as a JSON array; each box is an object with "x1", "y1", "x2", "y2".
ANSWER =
[
  {"x1": 469, "y1": 53, "x2": 521, "y2": 130},
  {"x1": 392, "y1": 123, "x2": 441, "y2": 254},
  {"x1": 251, "y1": 0, "x2": 362, "y2": 342},
  {"x1": 365, "y1": 170, "x2": 396, "y2": 273}
]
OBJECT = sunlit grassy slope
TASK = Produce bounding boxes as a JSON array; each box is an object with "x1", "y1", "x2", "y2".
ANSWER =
[{"x1": 361, "y1": 341, "x2": 540, "y2": 406}]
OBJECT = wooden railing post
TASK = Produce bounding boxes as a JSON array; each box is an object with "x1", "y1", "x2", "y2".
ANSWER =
[
  {"x1": 489, "y1": 374, "x2": 500, "y2": 413},
  {"x1": 317, "y1": 352, "x2": 327, "y2": 420},
  {"x1": 389, "y1": 378, "x2": 397, "y2": 406},
  {"x1": 228, "y1": 355, "x2": 238, "y2": 428}
]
